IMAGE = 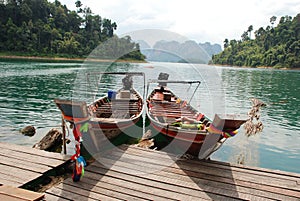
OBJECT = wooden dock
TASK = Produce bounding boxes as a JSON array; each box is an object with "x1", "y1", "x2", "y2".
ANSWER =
[
  {"x1": 0, "y1": 142, "x2": 69, "y2": 201},
  {"x1": 45, "y1": 145, "x2": 300, "y2": 201},
  {"x1": 0, "y1": 142, "x2": 69, "y2": 188},
  {"x1": 0, "y1": 141, "x2": 299, "y2": 200}
]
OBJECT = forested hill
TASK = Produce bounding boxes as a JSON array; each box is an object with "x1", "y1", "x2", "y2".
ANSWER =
[
  {"x1": 211, "y1": 13, "x2": 300, "y2": 68},
  {"x1": 0, "y1": 0, "x2": 145, "y2": 60}
]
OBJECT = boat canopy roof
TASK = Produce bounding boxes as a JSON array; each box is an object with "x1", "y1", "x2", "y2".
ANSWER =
[
  {"x1": 147, "y1": 79, "x2": 201, "y2": 84},
  {"x1": 86, "y1": 72, "x2": 145, "y2": 76}
]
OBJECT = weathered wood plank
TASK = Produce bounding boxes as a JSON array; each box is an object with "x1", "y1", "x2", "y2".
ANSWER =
[
  {"x1": 0, "y1": 179, "x2": 22, "y2": 188},
  {"x1": 47, "y1": 183, "x2": 122, "y2": 201},
  {"x1": 0, "y1": 164, "x2": 42, "y2": 187},
  {"x1": 96, "y1": 145, "x2": 300, "y2": 200},
  {"x1": 124, "y1": 144, "x2": 300, "y2": 179},
  {"x1": 0, "y1": 147, "x2": 67, "y2": 168},
  {"x1": 121, "y1": 145, "x2": 300, "y2": 191},
  {"x1": 0, "y1": 154, "x2": 51, "y2": 173},
  {"x1": 62, "y1": 180, "x2": 147, "y2": 201},
  {"x1": 91, "y1": 155, "x2": 276, "y2": 201},
  {"x1": 0, "y1": 174, "x2": 24, "y2": 186},
  {"x1": 0, "y1": 194, "x2": 25, "y2": 201},
  {"x1": 86, "y1": 163, "x2": 239, "y2": 201},
  {"x1": 0, "y1": 185, "x2": 44, "y2": 201},
  {"x1": 0, "y1": 142, "x2": 69, "y2": 161},
  {"x1": 97, "y1": 149, "x2": 299, "y2": 201},
  {"x1": 44, "y1": 193, "x2": 71, "y2": 201},
  {"x1": 0, "y1": 142, "x2": 69, "y2": 188},
  {"x1": 47, "y1": 186, "x2": 100, "y2": 201}
]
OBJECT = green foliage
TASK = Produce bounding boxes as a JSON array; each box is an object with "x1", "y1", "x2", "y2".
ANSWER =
[
  {"x1": 0, "y1": 0, "x2": 144, "y2": 60},
  {"x1": 212, "y1": 13, "x2": 300, "y2": 68}
]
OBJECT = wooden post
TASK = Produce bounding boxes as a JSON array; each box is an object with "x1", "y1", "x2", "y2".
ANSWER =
[{"x1": 62, "y1": 116, "x2": 67, "y2": 155}]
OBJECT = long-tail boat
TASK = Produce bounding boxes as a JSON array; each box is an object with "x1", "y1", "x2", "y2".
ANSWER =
[
  {"x1": 55, "y1": 72, "x2": 145, "y2": 149},
  {"x1": 54, "y1": 72, "x2": 145, "y2": 181},
  {"x1": 146, "y1": 73, "x2": 247, "y2": 159},
  {"x1": 54, "y1": 72, "x2": 145, "y2": 139}
]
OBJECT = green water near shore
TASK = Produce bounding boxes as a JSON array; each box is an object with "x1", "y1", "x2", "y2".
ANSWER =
[{"x1": 0, "y1": 60, "x2": 299, "y2": 173}]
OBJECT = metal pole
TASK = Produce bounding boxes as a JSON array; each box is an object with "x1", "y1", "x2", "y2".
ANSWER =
[{"x1": 62, "y1": 116, "x2": 67, "y2": 154}]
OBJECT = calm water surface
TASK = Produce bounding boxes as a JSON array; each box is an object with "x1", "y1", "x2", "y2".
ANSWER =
[{"x1": 0, "y1": 60, "x2": 299, "y2": 173}]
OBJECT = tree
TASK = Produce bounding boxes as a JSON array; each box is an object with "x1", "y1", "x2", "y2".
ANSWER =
[
  {"x1": 223, "y1": 38, "x2": 229, "y2": 49},
  {"x1": 270, "y1": 16, "x2": 277, "y2": 26},
  {"x1": 241, "y1": 31, "x2": 249, "y2": 41},
  {"x1": 0, "y1": 0, "x2": 145, "y2": 60},
  {"x1": 102, "y1": 18, "x2": 117, "y2": 37},
  {"x1": 247, "y1": 25, "x2": 253, "y2": 39},
  {"x1": 212, "y1": 13, "x2": 300, "y2": 68},
  {"x1": 75, "y1": 0, "x2": 83, "y2": 13}
]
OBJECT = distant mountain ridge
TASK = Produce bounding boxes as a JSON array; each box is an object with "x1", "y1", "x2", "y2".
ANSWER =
[{"x1": 137, "y1": 40, "x2": 222, "y2": 63}]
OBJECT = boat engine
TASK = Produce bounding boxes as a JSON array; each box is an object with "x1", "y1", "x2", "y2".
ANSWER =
[{"x1": 122, "y1": 75, "x2": 133, "y2": 90}]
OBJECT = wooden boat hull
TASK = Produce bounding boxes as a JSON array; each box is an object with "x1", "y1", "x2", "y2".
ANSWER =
[
  {"x1": 148, "y1": 112, "x2": 212, "y2": 156},
  {"x1": 149, "y1": 119, "x2": 223, "y2": 157},
  {"x1": 146, "y1": 82, "x2": 247, "y2": 158},
  {"x1": 88, "y1": 114, "x2": 143, "y2": 139},
  {"x1": 55, "y1": 87, "x2": 144, "y2": 154},
  {"x1": 83, "y1": 115, "x2": 143, "y2": 154},
  {"x1": 88, "y1": 87, "x2": 144, "y2": 134}
]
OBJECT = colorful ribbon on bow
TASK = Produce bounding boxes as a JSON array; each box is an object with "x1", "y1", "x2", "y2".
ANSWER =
[{"x1": 70, "y1": 123, "x2": 87, "y2": 182}]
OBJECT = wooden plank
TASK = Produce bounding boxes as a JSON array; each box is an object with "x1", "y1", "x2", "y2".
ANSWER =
[
  {"x1": 124, "y1": 144, "x2": 300, "y2": 179},
  {"x1": 150, "y1": 108, "x2": 194, "y2": 112},
  {"x1": 61, "y1": 181, "x2": 146, "y2": 201},
  {"x1": 47, "y1": 186, "x2": 100, "y2": 201},
  {"x1": 47, "y1": 184, "x2": 122, "y2": 201},
  {"x1": 122, "y1": 145, "x2": 300, "y2": 189},
  {"x1": 0, "y1": 180, "x2": 22, "y2": 188},
  {"x1": 44, "y1": 193, "x2": 71, "y2": 201},
  {"x1": 98, "y1": 150, "x2": 299, "y2": 200},
  {"x1": 0, "y1": 194, "x2": 24, "y2": 201},
  {"x1": 83, "y1": 166, "x2": 215, "y2": 201},
  {"x1": 96, "y1": 146, "x2": 300, "y2": 200},
  {"x1": 151, "y1": 114, "x2": 195, "y2": 118},
  {"x1": 40, "y1": 143, "x2": 300, "y2": 201},
  {"x1": 64, "y1": 171, "x2": 191, "y2": 201},
  {"x1": 57, "y1": 183, "x2": 124, "y2": 201},
  {"x1": 0, "y1": 174, "x2": 24, "y2": 186},
  {"x1": 123, "y1": 146, "x2": 300, "y2": 196},
  {"x1": 0, "y1": 154, "x2": 51, "y2": 173},
  {"x1": 0, "y1": 185, "x2": 44, "y2": 201},
  {"x1": 91, "y1": 155, "x2": 276, "y2": 201},
  {"x1": 0, "y1": 142, "x2": 69, "y2": 161},
  {"x1": 0, "y1": 164, "x2": 42, "y2": 187},
  {"x1": 85, "y1": 162, "x2": 240, "y2": 201},
  {"x1": 0, "y1": 148, "x2": 67, "y2": 168}
]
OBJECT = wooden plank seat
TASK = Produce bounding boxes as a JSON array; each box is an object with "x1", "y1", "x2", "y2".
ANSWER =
[
  {"x1": 153, "y1": 114, "x2": 196, "y2": 119},
  {"x1": 150, "y1": 109, "x2": 194, "y2": 114}
]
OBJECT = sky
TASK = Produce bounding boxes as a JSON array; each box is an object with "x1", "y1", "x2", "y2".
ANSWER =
[{"x1": 58, "y1": 0, "x2": 300, "y2": 45}]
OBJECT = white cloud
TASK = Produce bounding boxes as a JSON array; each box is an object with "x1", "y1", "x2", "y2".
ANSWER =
[{"x1": 57, "y1": 0, "x2": 300, "y2": 45}]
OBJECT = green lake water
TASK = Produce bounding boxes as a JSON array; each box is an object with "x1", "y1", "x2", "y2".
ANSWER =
[{"x1": 0, "y1": 60, "x2": 299, "y2": 173}]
